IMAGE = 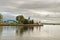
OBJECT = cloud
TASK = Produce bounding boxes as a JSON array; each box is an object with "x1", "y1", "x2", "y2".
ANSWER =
[
  {"x1": 0, "y1": 0, "x2": 60, "y2": 13},
  {"x1": 0, "y1": 0, "x2": 60, "y2": 22}
]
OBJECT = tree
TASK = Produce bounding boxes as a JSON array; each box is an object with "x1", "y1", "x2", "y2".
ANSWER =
[
  {"x1": 16, "y1": 15, "x2": 34, "y2": 24},
  {"x1": 31, "y1": 20, "x2": 34, "y2": 24},
  {"x1": 16, "y1": 15, "x2": 24, "y2": 21},
  {"x1": 29, "y1": 20, "x2": 34, "y2": 24},
  {"x1": 16, "y1": 15, "x2": 25, "y2": 24},
  {"x1": 23, "y1": 19, "x2": 28, "y2": 24},
  {"x1": 0, "y1": 14, "x2": 3, "y2": 22}
]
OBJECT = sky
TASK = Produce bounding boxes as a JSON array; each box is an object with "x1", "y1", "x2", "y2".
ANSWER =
[{"x1": 0, "y1": 0, "x2": 60, "y2": 23}]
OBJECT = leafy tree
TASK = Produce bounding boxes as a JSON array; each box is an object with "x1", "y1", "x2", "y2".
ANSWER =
[
  {"x1": 29, "y1": 20, "x2": 34, "y2": 24},
  {"x1": 0, "y1": 14, "x2": 3, "y2": 19},
  {"x1": 0, "y1": 14, "x2": 3, "y2": 23},
  {"x1": 23, "y1": 19, "x2": 28, "y2": 24},
  {"x1": 16, "y1": 15, "x2": 24, "y2": 21},
  {"x1": 16, "y1": 15, "x2": 34, "y2": 24},
  {"x1": 16, "y1": 15, "x2": 25, "y2": 24},
  {"x1": 31, "y1": 20, "x2": 34, "y2": 24}
]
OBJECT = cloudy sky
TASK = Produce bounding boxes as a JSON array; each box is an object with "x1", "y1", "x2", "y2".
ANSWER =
[{"x1": 0, "y1": 0, "x2": 60, "y2": 23}]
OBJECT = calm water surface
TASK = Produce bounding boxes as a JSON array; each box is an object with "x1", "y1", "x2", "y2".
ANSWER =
[{"x1": 0, "y1": 25, "x2": 60, "y2": 40}]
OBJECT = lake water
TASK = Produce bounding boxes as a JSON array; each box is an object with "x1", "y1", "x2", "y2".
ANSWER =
[{"x1": 0, "y1": 25, "x2": 60, "y2": 40}]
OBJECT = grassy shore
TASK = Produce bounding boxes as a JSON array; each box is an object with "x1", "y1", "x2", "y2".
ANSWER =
[{"x1": 0, "y1": 24, "x2": 43, "y2": 26}]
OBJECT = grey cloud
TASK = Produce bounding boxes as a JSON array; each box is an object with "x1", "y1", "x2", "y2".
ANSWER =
[
  {"x1": 0, "y1": 0, "x2": 60, "y2": 22},
  {"x1": 0, "y1": 0, "x2": 60, "y2": 12}
]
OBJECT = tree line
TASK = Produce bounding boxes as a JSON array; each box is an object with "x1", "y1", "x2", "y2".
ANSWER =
[{"x1": 16, "y1": 15, "x2": 34, "y2": 24}]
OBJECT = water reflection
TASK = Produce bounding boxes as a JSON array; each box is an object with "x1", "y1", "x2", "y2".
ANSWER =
[
  {"x1": 0, "y1": 26, "x2": 3, "y2": 35},
  {"x1": 0, "y1": 26, "x2": 42, "y2": 36},
  {"x1": 0, "y1": 25, "x2": 60, "y2": 40},
  {"x1": 16, "y1": 26, "x2": 35, "y2": 36}
]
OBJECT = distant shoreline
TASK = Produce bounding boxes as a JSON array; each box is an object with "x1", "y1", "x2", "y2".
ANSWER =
[
  {"x1": 0, "y1": 24, "x2": 43, "y2": 26},
  {"x1": 42, "y1": 23, "x2": 60, "y2": 25}
]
